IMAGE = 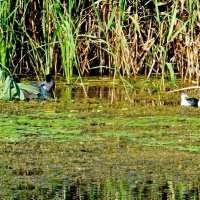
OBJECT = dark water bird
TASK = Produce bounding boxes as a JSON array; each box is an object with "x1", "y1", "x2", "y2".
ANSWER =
[
  {"x1": 181, "y1": 93, "x2": 200, "y2": 107},
  {"x1": 21, "y1": 74, "x2": 55, "y2": 100},
  {"x1": 33, "y1": 74, "x2": 55, "y2": 92},
  {"x1": 39, "y1": 84, "x2": 54, "y2": 99},
  {"x1": 32, "y1": 74, "x2": 55, "y2": 99}
]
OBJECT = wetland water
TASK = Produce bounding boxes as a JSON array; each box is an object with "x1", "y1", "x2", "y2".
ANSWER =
[{"x1": 0, "y1": 82, "x2": 200, "y2": 199}]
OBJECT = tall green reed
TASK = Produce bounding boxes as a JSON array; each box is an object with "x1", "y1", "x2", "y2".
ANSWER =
[
  {"x1": 42, "y1": 0, "x2": 54, "y2": 75},
  {"x1": 1, "y1": 0, "x2": 79, "y2": 82},
  {"x1": 1, "y1": 0, "x2": 200, "y2": 89},
  {"x1": 18, "y1": 0, "x2": 54, "y2": 77},
  {"x1": 0, "y1": 0, "x2": 18, "y2": 73},
  {"x1": 52, "y1": 1, "x2": 78, "y2": 84}
]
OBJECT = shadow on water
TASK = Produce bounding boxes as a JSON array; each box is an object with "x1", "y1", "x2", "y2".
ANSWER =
[{"x1": 0, "y1": 80, "x2": 200, "y2": 199}]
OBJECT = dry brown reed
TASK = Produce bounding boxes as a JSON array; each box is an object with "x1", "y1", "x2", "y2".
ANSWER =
[
  {"x1": 0, "y1": 0, "x2": 200, "y2": 84},
  {"x1": 77, "y1": 0, "x2": 200, "y2": 82}
]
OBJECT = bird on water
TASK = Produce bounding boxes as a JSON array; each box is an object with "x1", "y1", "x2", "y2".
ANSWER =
[
  {"x1": 33, "y1": 74, "x2": 55, "y2": 93},
  {"x1": 32, "y1": 74, "x2": 55, "y2": 99},
  {"x1": 22, "y1": 74, "x2": 55, "y2": 100},
  {"x1": 181, "y1": 93, "x2": 200, "y2": 107}
]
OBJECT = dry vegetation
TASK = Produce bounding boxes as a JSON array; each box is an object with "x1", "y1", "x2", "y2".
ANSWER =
[{"x1": 0, "y1": 0, "x2": 200, "y2": 84}]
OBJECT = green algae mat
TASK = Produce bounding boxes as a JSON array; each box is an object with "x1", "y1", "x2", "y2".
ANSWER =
[{"x1": 0, "y1": 99, "x2": 199, "y2": 199}]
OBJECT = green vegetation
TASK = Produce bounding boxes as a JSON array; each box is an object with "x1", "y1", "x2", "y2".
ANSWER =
[
  {"x1": 0, "y1": 101, "x2": 199, "y2": 151},
  {"x1": 0, "y1": 99, "x2": 199, "y2": 198},
  {"x1": 1, "y1": 0, "x2": 199, "y2": 87},
  {"x1": 0, "y1": 70, "x2": 42, "y2": 100},
  {"x1": 0, "y1": 1, "x2": 200, "y2": 198}
]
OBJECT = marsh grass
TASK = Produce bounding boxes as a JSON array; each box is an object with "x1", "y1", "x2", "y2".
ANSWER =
[
  {"x1": 0, "y1": 1, "x2": 18, "y2": 71},
  {"x1": 0, "y1": 0, "x2": 200, "y2": 89}
]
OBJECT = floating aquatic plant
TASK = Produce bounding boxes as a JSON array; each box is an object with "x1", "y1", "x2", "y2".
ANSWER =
[
  {"x1": 0, "y1": 69, "x2": 40, "y2": 101},
  {"x1": 0, "y1": 75, "x2": 25, "y2": 100}
]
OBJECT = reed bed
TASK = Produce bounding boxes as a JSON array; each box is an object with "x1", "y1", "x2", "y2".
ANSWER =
[{"x1": 0, "y1": 0, "x2": 199, "y2": 86}]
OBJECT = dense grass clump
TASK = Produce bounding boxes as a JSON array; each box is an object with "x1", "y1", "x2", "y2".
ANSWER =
[{"x1": 0, "y1": 0, "x2": 199, "y2": 85}]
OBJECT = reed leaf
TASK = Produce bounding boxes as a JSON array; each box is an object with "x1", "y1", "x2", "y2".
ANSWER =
[
  {"x1": 0, "y1": 76, "x2": 12, "y2": 100},
  {"x1": 119, "y1": 0, "x2": 125, "y2": 21},
  {"x1": 168, "y1": 19, "x2": 189, "y2": 44},
  {"x1": 154, "y1": 0, "x2": 161, "y2": 26},
  {"x1": 91, "y1": 0, "x2": 104, "y2": 31},
  {"x1": 166, "y1": 62, "x2": 176, "y2": 86},
  {"x1": 106, "y1": 5, "x2": 117, "y2": 31},
  {"x1": 52, "y1": 2, "x2": 76, "y2": 83},
  {"x1": 12, "y1": 80, "x2": 25, "y2": 100},
  {"x1": 167, "y1": 3, "x2": 178, "y2": 44},
  {"x1": 17, "y1": 83, "x2": 40, "y2": 95},
  {"x1": 0, "y1": 35, "x2": 7, "y2": 70}
]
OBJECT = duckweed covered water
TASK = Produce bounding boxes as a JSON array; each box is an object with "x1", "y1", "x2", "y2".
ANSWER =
[{"x1": 0, "y1": 84, "x2": 200, "y2": 199}]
